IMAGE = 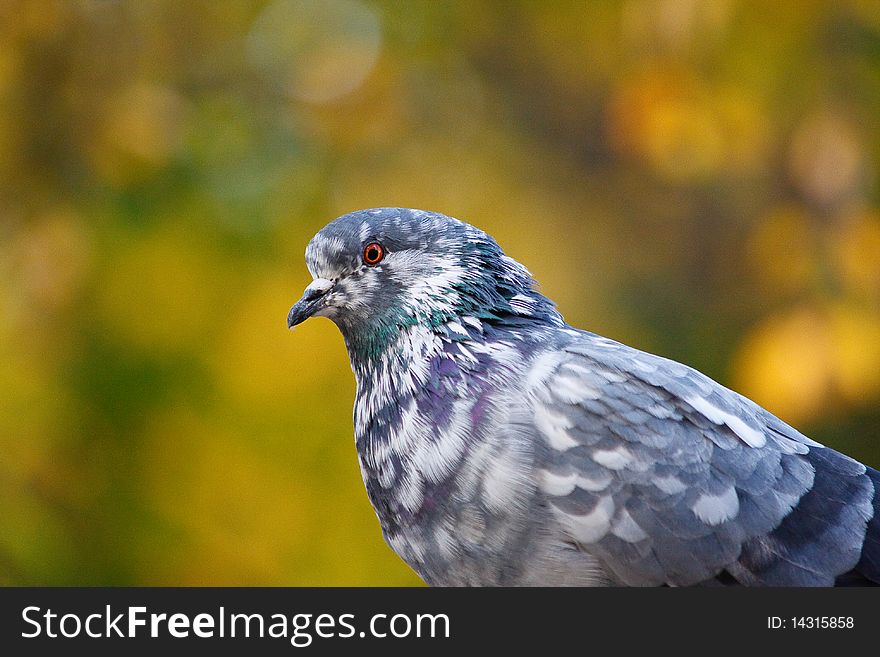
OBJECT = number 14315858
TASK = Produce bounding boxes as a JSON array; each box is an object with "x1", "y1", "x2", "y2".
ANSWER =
[{"x1": 768, "y1": 617, "x2": 854, "y2": 629}]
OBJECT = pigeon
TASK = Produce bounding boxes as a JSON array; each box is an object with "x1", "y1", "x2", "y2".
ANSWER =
[{"x1": 287, "y1": 207, "x2": 880, "y2": 586}]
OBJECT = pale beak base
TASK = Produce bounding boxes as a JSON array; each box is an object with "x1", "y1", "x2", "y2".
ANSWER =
[{"x1": 287, "y1": 278, "x2": 334, "y2": 328}]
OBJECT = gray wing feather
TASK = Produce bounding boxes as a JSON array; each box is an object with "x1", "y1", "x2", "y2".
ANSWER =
[{"x1": 527, "y1": 332, "x2": 873, "y2": 586}]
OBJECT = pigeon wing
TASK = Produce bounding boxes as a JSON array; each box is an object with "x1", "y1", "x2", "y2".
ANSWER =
[{"x1": 524, "y1": 332, "x2": 876, "y2": 586}]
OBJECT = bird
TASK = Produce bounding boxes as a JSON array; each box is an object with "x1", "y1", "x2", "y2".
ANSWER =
[{"x1": 287, "y1": 207, "x2": 880, "y2": 586}]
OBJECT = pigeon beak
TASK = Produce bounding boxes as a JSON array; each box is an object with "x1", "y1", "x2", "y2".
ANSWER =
[{"x1": 288, "y1": 278, "x2": 334, "y2": 328}]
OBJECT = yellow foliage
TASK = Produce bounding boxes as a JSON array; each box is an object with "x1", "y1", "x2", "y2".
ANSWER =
[
  {"x1": 733, "y1": 304, "x2": 880, "y2": 424},
  {"x1": 746, "y1": 206, "x2": 817, "y2": 294},
  {"x1": 95, "y1": 227, "x2": 225, "y2": 352},
  {"x1": 608, "y1": 69, "x2": 768, "y2": 181},
  {"x1": 140, "y1": 410, "x2": 314, "y2": 584},
  {"x1": 831, "y1": 210, "x2": 880, "y2": 298},
  {"x1": 212, "y1": 272, "x2": 351, "y2": 413},
  {"x1": 827, "y1": 304, "x2": 880, "y2": 403},
  {"x1": 733, "y1": 307, "x2": 831, "y2": 424},
  {"x1": 5, "y1": 209, "x2": 92, "y2": 317},
  {"x1": 89, "y1": 83, "x2": 187, "y2": 186}
]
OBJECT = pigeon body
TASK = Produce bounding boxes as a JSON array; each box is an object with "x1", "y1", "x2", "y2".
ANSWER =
[{"x1": 288, "y1": 207, "x2": 880, "y2": 586}]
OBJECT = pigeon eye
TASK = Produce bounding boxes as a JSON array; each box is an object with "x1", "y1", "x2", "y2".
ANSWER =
[{"x1": 362, "y1": 242, "x2": 385, "y2": 265}]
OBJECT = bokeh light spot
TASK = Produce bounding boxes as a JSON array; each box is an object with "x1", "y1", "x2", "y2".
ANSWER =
[
  {"x1": 732, "y1": 308, "x2": 831, "y2": 424},
  {"x1": 246, "y1": 0, "x2": 382, "y2": 104}
]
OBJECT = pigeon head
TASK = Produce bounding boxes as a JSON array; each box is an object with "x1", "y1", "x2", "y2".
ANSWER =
[{"x1": 288, "y1": 208, "x2": 561, "y2": 359}]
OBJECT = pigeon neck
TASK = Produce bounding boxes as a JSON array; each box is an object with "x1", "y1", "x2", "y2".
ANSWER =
[
  {"x1": 342, "y1": 298, "x2": 563, "y2": 374},
  {"x1": 345, "y1": 322, "x2": 449, "y2": 379}
]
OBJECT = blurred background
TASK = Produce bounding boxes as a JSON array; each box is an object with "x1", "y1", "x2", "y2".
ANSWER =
[{"x1": 1, "y1": 0, "x2": 879, "y2": 585}]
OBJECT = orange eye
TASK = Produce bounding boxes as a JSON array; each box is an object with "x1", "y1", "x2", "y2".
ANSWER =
[{"x1": 363, "y1": 242, "x2": 385, "y2": 265}]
